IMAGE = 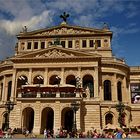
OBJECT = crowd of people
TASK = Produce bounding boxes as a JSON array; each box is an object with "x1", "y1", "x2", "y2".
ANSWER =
[
  {"x1": 0, "y1": 127, "x2": 133, "y2": 139},
  {"x1": 43, "y1": 127, "x2": 132, "y2": 139}
]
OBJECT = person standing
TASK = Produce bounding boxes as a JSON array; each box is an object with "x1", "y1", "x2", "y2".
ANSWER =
[{"x1": 44, "y1": 129, "x2": 47, "y2": 138}]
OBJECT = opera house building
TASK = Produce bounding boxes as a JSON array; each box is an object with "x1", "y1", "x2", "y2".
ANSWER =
[{"x1": 0, "y1": 15, "x2": 140, "y2": 134}]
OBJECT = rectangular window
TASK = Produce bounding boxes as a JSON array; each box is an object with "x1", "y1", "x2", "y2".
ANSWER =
[
  {"x1": 27, "y1": 42, "x2": 31, "y2": 49},
  {"x1": 61, "y1": 41, "x2": 65, "y2": 48},
  {"x1": 68, "y1": 41, "x2": 72, "y2": 48},
  {"x1": 95, "y1": 40, "x2": 101, "y2": 48},
  {"x1": 82, "y1": 40, "x2": 87, "y2": 48},
  {"x1": 41, "y1": 42, "x2": 45, "y2": 49},
  {"x1": 89, "y1": 40, "x2": 94, "y2": 47},
  {"x1": 34, "y1": 42, "x2": 38, "y2": 49}
]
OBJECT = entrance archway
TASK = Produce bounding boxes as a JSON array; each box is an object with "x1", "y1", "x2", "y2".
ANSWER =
[
  {"x1": 61, "y1": 107, "x2": 73, "y2": 132},
  {"x1": 105, "y1": 113, "x2": 113, "y2": 125},
  {"x1": 2, "y1": 112, "x2": 8, "y2": 131},
  {"x1": 22, "y1": 107, "x2": 34, "y2": 133},
  {"x1": 41, "y1": 107, "x2": 54, "y2": 133}
]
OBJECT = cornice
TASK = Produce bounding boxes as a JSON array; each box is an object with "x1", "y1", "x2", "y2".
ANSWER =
[
  {"x1": 11, "y1": 56, "x2": 101, "y2": 63},
  {"x1": 17, "y1": 24, "x2": 112, "y2": 39}
]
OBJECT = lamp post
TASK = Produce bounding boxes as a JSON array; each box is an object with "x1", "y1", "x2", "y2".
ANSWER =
[
  {"x1": 71, "y1": 101, "x2": 80, "y2": 132},
  {"x1": 115, "y1": 102, "x2": 126, "y2": 128},
  {"x1": 5, "y1": 100, "x2": 15, "y2": 130},
  {"x1": 75, "y1": 77, "x2": 81, "y2": 88}
]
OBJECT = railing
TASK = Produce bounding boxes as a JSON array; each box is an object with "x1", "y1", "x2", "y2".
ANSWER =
[
  {"x1": 41, "y1": 92, "x2": 56, "y2": 98},
  {"x1": 60, "y1": 92, "x2": 76, "y2": 98},
  {"x1": 17, "y1": 91, "x2": 81, "y2": 98},
  {"x1": 22, "y1": 92, "x2": 37, "y2": 98}
]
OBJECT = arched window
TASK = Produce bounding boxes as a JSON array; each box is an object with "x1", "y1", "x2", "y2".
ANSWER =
[
  {"x1": 105, "y1": 113, "x2": 113, "y2": 125},
  {"x1": 17, "y1": 75, "x2": 28, "y2": 88},
  {"x1": 104, "y1": 80, "x2": 112, "y2": 100},
  {"x1": 66, "y1": 75, "x2": 76, "y2": 86},
  {"x1": 83, "y1": 75, "x2": 94, "y2": 97},
  {"x1": 49, "y1": 75, "x2": 61, "y2": 85},
  {"x1": 7, "y1": 81, "x2": 12, "y2": 101},
  {"x1": 33, "y1": 75, "x2": 44, "y2": 85},
  {"x1": 117, "y1": 81, "x2": 122, "y2": 101}
]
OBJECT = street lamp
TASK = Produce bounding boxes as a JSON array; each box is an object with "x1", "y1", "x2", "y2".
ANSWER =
[
  {"x1": 115, "y1": 102, "x2": 126, "y2": 128},
  {"x1": 75, "y1": 77, "x2": 81, "y2": 88},
  {"x1": 71, "y1": 101, "x2": 80, "y2": 132},
  {"x1": 5, "y1": 100, "x2": 15, "y2": 130}
]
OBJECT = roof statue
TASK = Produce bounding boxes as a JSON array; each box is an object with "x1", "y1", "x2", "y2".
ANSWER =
[
  {"x1": 60, "y1": 12, "x2": 69, "y2": 23},
  {"x1": 53, "y1": 38, "x2": 61, "y2": 45},
  {"x1": 102, "y1": 22, "x2": 109, "y2": 30},
  {"x1": 22, "y1": 26, "x2": 27, "y2": 33}
]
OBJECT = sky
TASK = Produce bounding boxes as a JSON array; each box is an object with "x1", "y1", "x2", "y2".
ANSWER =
[{"x1": 0, "y1": 0, "x2": 140, "y2": 66}]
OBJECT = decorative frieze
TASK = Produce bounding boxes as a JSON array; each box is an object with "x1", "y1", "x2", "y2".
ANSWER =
[
  {"x1": 34, "y1": 27, "x2": 93, "y2": 36},
  {"x1": 35, "y1": 49, "x2": 74, "y2": 58}
]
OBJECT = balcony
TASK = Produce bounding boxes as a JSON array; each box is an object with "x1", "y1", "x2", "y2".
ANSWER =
[{"x1": 17, "y1": 85, "x2": 84, "y2": 100}]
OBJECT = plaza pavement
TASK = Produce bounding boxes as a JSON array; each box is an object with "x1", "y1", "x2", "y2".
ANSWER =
[{"x1": 12, "y1": 133, "x2": 140, "y2": 139}]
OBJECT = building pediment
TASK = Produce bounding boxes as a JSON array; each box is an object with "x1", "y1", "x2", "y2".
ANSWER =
[
  {"x1": 18, "y1": 24, "x2": 112, "y2": 37},
  {"x1": 11, "y1": 46, "x2": 101, "y2": 61}
]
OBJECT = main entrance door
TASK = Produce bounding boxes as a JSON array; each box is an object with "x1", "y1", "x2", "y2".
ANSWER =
[
  {"x1": 41, "y1": 107, "x2": 54, "y2": 133},
  {"x1": 61, "y1": 107, "x2": 73, "y2": 132},
  {"x1": 22, "y1": 107, "x2": 34, "y2": 133}
]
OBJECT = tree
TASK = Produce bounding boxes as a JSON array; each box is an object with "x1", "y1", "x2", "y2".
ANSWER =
[{"x1": 115, "y1": 102, "x2": 126, "y2": 128}]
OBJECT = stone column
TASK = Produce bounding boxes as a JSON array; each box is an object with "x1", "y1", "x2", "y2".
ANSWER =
[
  {"x1": 4, "y1": 82, "x2": 8, "y2": 101},
  {"x1": 38, "y1": 40, "x2": 41, "y2": 49},
  {"x1": 112, "y1": 74, "x2": 117, "y2": 101},
  {"x1": 123, "y1": 76, "x2": 130, "y2": 103},
  {"x1": 0, "y1": 83, "x2": 2, "y2": 100},
  {"x1": 11, "y1": 69, "x2": 16, "y2": 101},
  {"x1": 33, "y1": 101, "x2": 41, "y2": 134},
  {"x1": 45, "y1": 40, "x2": 48, "y2": 48},
  {"x1": 54, "y1": 101, "x2": 61, "y2": 133},
  {"x1": 101, "y1": 39, "x2": 104, "y2": 48},
  {"x1": 76, "y1": 106, "x2": 81, "y2": 130},
  {"x1": 61, "y1": 68, "x2": 64, "y2": 85},
  {"x1": 2, "y1": 76, "x2": 6, "y2": 103},
  {"x1": 44, "y1": 68, "x2": 48, "y2": 85},
  {"x1": 73, "y1": 40, "x2": 75, "y2": 49},
  {"x1": 94, "y1": 67, "x2": 99, "y2": 98},
  {"x1": 28, "y1": 68, "x2": 32, "y2": 85},
  {"x1": 25, "y1": 41, "x2": 27, "y2": 50},
  {"x1": 86, "y1": 39, "x2": 89, "y2": 48},
  {"x1": 100, "y1": 85, "x2": 104, "y2": 101},
  {"x1": 65, "y1": 40, "x2": 68, "y2": 48},
  {"x1": 31, "y1": 40, "x2": 34, "y2": 50},
  {"x1": 79, "y1": 40, "x2": 82, "y2": 48}
]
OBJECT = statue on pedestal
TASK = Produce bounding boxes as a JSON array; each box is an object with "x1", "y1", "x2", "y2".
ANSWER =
[{"x1": 85, "y1": 86, "x2": 90, "y2": 99}]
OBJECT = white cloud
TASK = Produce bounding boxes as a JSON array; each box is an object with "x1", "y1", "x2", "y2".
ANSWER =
[
  {"x1": 0, "y1": 10, "x2": 53, "y2": 35},
  {"x1": 0, "y1": 0, "x2": 139, "y2": 63}
]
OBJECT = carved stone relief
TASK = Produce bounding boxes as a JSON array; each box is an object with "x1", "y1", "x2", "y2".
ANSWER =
[
  {"x1": 64, "y1": 70, "x2": 78, "y2": 78},
  {"x1": 35, "y1": 49, "x2": 74, "y2": 58},
  {"x1": 16, "y1": 71, "x2": 28, "y2": 80},
  {"x1": 48, "y1": 71, "x2": 60, "y2": 79},
  {"x1": 81, "y1": 70, "x2": 94, "y2": 78},
  {"x1": 20, "y1": 42, "x2": 25, "y2": 50},
  {"x1": 75, "y1": 40, "x2": 80, "y2": 49},
  {"x1": 103, "y1": 39, "x2": 109, "y2": 47},
  {"x1": 34, "y1": 28, "x2": 92, "y2": 36}
]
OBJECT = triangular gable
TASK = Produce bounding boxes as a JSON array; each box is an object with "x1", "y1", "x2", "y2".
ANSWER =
[
  {"x1": 11, "y1": 46, "x2": 101, "y2": 59},
  {"x1": 18, "y1": 24, "x2": 112, "y2": 37}
]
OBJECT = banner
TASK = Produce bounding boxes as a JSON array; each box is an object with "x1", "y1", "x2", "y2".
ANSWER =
[{"x1": 130, "y1": 83, "x2": 140, "y2": 104}]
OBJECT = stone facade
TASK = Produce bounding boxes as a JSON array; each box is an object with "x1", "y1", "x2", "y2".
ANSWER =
[{"x1": 0, "y1": 21, "x2": 140, "y2": 134}]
